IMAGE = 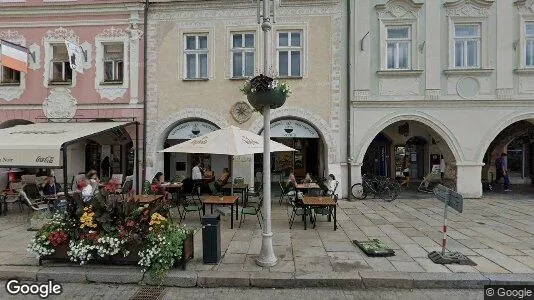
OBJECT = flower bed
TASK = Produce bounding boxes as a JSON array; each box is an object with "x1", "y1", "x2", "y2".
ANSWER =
[{"x1": 28, "y1": 185, "x2": 195, "y2": 281}]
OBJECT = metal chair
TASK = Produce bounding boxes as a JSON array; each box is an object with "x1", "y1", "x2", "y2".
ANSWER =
[
  {"x1": 279, "y1": 181, "x2": 294, "y2": 205},
  {"x1": 288, "y1": 200, "x2": 306, "y2": 229},
  {"x1": 239, "y1": 194, "x2": 263, "y2": 228},
  {"x1": 117, "y1": 180, "x2": 133, "y2": 194},
  {"x1": 18, "y1": 190, "x2": 49, "y2": 217}
]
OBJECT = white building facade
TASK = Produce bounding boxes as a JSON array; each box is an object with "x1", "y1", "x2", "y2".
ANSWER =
[{"x1": 350, "y1": 0, "x2": 534, "y2": 198}]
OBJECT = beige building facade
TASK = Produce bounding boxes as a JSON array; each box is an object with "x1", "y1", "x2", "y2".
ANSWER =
[{"x1": 145, "y1": 0, "x2": 348, "y2": 195}]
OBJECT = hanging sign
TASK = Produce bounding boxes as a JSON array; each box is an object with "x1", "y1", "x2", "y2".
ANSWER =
[
  {"x1": 263, "y1": 119, "x2": 319, "y2": 138},
  {"x1": 167, "y1": 121, "x2": 219, "y2": 140}
]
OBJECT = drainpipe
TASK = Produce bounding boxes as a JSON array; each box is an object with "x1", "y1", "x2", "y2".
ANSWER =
[
  {"x1": 142, "y1": 0, "x2": 149, "y2": 184},
  {"x1": 346, "y1": 0, "x2": 352, "y2": 200}
]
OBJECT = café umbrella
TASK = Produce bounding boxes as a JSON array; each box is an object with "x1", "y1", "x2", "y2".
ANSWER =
[{"x1": 159, "y1": 125, "x2": 296, "y2": 195}]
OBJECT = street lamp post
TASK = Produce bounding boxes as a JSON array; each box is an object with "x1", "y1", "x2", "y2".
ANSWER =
[{"x1": 256, "y1": 0, "x2": 278, "y2": 267}]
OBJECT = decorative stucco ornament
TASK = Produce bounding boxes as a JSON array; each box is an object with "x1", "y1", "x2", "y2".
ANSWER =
[{"x1": 42, "y1": 88, "x2": 78, "y2": 122}]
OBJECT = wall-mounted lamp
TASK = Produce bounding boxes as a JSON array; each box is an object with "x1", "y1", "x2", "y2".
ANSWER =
[
  {"x1": 29, "y1": 51, "x2": 36, "y2": 63},
  {"x1": 513, "y1": 40, "x2": 519, "y2": 51}
]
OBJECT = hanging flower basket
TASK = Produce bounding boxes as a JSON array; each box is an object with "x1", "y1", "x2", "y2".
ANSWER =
[{"x1": 240, "y1": 74, "x2": 291, "y2": 111}]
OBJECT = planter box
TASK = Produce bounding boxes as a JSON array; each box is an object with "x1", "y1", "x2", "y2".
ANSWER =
[{"x1": 38, "y1": 233, "x2": 195, "y2": 270}]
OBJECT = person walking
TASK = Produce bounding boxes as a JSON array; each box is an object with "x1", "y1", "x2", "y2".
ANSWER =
[
  {"x1": 400, "y1": 155, "x2": 411, "y2": 188},
  {"x1": 495, "y1": 153, "x2": 511, "y2": 192}
]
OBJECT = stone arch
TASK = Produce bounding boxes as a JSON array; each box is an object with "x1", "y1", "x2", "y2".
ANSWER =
[
  {"x1": 355, "y1": 111, "x2": 463, "y2": 165},
  {"x1": 476, "y1": 111, "x2": 534, "y2": 163},
  {"x1": 248, "y1": 108, "x2": 337, "y2": 163},
  {"x1": 146, "y1": 108, "x2": 229, "y2": 175}
]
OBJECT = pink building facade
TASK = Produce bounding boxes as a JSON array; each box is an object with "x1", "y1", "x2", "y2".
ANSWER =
[{"x1": 0, "y1": 0, "x2": 145, "y2": 183}]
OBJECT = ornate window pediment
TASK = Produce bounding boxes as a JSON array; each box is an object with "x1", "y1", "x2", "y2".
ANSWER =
[
  {"x1": 516, "y1": 0, "x2": 534, "y2": 15},
  {"x1": 375, "y1": 0, "x2": 423, "y2": 20},
  {"x1": 444, "y1": 0, "x2": 494, "y2": 18}
]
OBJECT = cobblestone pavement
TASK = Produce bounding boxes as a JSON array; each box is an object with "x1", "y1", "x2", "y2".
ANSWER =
[
  {"x1": 1, "y1": 191, "x2": 534, "y2": 276},
  {"x1": 0, "y1": 282, "x2": 483, "y2": 300}
]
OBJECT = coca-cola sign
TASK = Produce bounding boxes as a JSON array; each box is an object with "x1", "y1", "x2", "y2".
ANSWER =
[
  {"x1": 191, "y1": 136, "x2": 209, "y2": 145},
  {"x1": 35, "y1": 156, "x2": 55, "y2": 164}
]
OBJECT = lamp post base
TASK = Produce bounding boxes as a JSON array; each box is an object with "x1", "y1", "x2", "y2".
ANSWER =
[{"x1": 255, "y1": 231, "x2": 278, "y2": 267}]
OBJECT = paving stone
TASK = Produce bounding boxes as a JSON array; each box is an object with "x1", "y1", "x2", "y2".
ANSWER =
[
  {"x1": 455, "y1": 239, "x2": 488, "y2": 249},
  {"x1": 446, "y1": 264, "x2": 480, "y2": 273},
  {"x1": 0, "y1": 265, "x2": 38, "y2": 281},
  {"x1": 294, "y1": 256, "x2": 333, "y2": 273},
  {"x1": 291, "y1": 238, "x2": 323, "y2": 248},
  {"x1": 468, "y1": 256, "x2": 510, "y2": 273},
  {"x1": 360, "y1": 226, "x2": 386, "y2": 237},
  {"x1": 269, "y1": 259, "x2": 295, "y2": 273},
  {"x1": 242, "y1": 255, "x2": 264, "y2": 272},
  {"x1": 398, "y1": 244, "x2": 428, "y2": 258},
  {"x1": 327, "y1": 251, "x2": 366, "y2": 261},
  {"x1": 484, "y1": 273, "x2": 534, "y2": 285},
  {"x1": 390, "y1": 261, "x2": 425, "y2": 272},
  {"x1": 146, "y1": 270, "x2": 197, "y2": 287},
  {"x1": 273, "y1": 245, "x2": 293, "y2": 261},
  {"x1": 511, "y1": 256, "x2": 534, "y2": 270},
  {"x1": 363, "y1": 257, "x2": 396, "y2": 272},
  {"x1": 221, "y1": 253, "x2": 246, "y2": 264},
  {"x1": 475, "y1": 248, "x2": 534, "y2": 273},
  {"x1": 86, "y1": 267, "x2": 142, "y2": 284},
  {"x1": 216, "y1": 263, "x2": 243, "y2": 271},
  {"x1": 331, "y1": 259, "x2": 371, "y2": 272},
  {"x1": 324, "y1": 242, "x2": 356, "y2": 252},
  {"x1": 295, "y1": 272, "x2": 363, "y2": 288},
  {"x1": 386, "y1": 250, "x2": 415, "y2": 262},
  {"x1": 226, "y1": 241, "x2": 250, "y2": 254},
  {"x1": 413, "y1": 258, "x2": 451, "y2": 273},
  {"x1": 250, "y1": 272, "x2": 294, "y2": 288},
  {"x1": 474, "y1": 237, "x2": 524, "y2": 256},
  {"x1": 247, "y1": 238, "x2": 262, "y2": 255},
  {"x1": 411, "y1": 272, "x2": 488, "y2": 289},
  {"x1": 36, "y1": 267, "x2": 87, "y2": 283},
  {"x1": 197, "y1": 271, "x2": 249, "y2": 287},
  {"x1": 359, "y1": 271, "x2": 413, "y2": 289},
  {"x1": 293, "y1": 246, "x2": 326, "y2": 257}
]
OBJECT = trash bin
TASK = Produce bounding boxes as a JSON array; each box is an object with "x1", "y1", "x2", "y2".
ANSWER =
[{"x1": 202, "y1": 214, "x2": 221, "y2": 264}]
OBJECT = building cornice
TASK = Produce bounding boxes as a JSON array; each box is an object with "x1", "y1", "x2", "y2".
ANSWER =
[
  {"x1": 0, "y1": 3, "x2": 144, "y2": 17},
  {"x1": 351, "y1": 100, "x2": 534, "y2": 108},
  {"x1": 0, "y1": 104, "x2": 143, "y2": 110}
]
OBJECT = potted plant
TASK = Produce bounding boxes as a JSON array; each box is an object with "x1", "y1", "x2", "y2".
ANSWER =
[{"x1": 240, "y1": 74, "x2": 291, "y2": 111}]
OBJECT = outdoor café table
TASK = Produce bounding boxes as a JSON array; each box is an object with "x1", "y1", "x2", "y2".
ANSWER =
[
  {"x1": 161, "y1": 182, "x2": 183, "y2": 203},
  {"x1": 202, "y1": 195, "x2": 239, "y2": 229},
  {"x1": 296, "y1": 183, "x2": 321, "y2": 192},
  {"x1": 302, "y1": 196, "x2": 337, "y2": 231},
  {"x1": 222, "y1": 183, "x2": 249, "y2": 206}
]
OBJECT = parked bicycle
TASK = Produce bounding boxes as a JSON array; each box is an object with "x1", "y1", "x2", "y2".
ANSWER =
[{"x1": 351, "y1": 174, "x2": 399, "y2": 202}]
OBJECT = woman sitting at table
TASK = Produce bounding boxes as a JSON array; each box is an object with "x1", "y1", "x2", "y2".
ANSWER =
[
  {"x1": 209, "y1": 168, "x2": 230, "y2": 195},
  {"x1": 327, "y1": 174, "x2": 338, "y2": 198},
  {"x1": 151, "y1": 172, "x2": 165, "y2": 195},
  {"x1": 42, "y1": 175, "x2": 61, "y2": 196},
  {"x1": 203, "y1": 165, "x2": 214, "y2": 182},
  {"x1": 303, "y1": 173, "x2": 313, "y2": 184},
  {"x1": 86, "y1": 170, "x2": 100, "y2": 191}
]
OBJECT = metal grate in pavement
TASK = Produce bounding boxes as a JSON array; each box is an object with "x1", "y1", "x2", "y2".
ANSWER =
[{"x1": 130, "y1": 286, "x2": 166, "y2": 300}]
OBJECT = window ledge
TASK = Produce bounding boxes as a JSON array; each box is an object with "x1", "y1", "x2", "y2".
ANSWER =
[
  {"x1": 49, "y1": 81, "x2": 72, "y2": 86},
  {"x1": 277, "y1": 76, "x2": 303, "y2": 80},
  {"x1": 229, "y1": 77, "x2": 252, "y2": 81},
  {"x1": 443, "y1": 69, "x2": 493, "y2": 76},
  {"x1": 100, "y1": 81, "x2": 124, "y2": 86},
  {"x1": 182, "y1": 78, "x2": 209, "y2": 81},
  {"x1": 376, "y1": 70, "x2": 424, "y2": 77},
  {"x1": 0, "y1": 83, "x2": 21, "y2": 87},
  {"x1": 513, "y1": 68, "x2": 534, "y2": 75}
]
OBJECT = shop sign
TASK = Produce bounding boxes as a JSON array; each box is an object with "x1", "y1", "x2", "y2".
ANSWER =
[
  {"x1": 167, "y1": 121, "x2": 219, "y2": 140},
  {"x1": 264, "y1": 120, "x2": 319, "y2": 138}
]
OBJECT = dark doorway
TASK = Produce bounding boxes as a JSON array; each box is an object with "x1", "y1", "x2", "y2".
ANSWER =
[
  {"x1": 85, "y1": 140, "x2": 101, "y2": 175},
  {"x1": 363, "y1": 133, "x2": 392, "y2": 177}
]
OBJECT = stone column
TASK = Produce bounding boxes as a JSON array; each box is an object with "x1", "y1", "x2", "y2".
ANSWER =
[{"x1": 456, "y1": 163, "x2": 483, "y2": 198}]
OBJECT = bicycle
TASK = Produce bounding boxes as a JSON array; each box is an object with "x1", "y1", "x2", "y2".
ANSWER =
[{"x1": 351, "y1": 174, "x2": 399, "y2": 202}]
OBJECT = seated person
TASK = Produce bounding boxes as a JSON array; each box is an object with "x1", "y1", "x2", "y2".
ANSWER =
[
  {"x1": 327, "y1": 174, "x2": 337, "y2": 197},
  {"x1": 203, "y1": 165, "x2": 215, "y2": 182},
  {"x1": 151, "y1": 172, "x2": 165, "y2": 195},
  {"x1": 42, "y1": 175, "x2": 61, "y2": 196},
  {"x1": 78, "y1": 179, "x2": 93, "y2": 203},
  {"x1": 209, "y1": 168, "x2": 230, "y2": 195},
  {"x1": 86, "y1": 170, "x2": 100, "y2": 192},
  {"x1": 303, "y1": 173, "x2": 313, "y2": 183}
]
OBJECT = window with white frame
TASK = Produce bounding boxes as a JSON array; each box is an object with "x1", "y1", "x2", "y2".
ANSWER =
[
  {"x1": 103, "y1": 43, "x2": 124, "y2": 83},
  {"x1": 49, "y1": 44, "x2": 72, "y2": 83},
  {"x1": 277, "y1": 31, "x2": 302, "y2": 77},
  {"x1": 386, "y1": 26, "x2": 411, "y2": 70},
  {"x1": 526, "y1": 23, "x2": 534, "y2": 67},
  {"x1": 0, "y1": 66, "x2": 20, "y2": 85},
  {"x1": 184, "y1": 34, "x2": 208, "y2": 79},
  {"x1": 453, "y1": 23, "x2": 480, "y2": 69},
  {"x1": 231, "y1": 32, "x2": 255, "y2": 78}
]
